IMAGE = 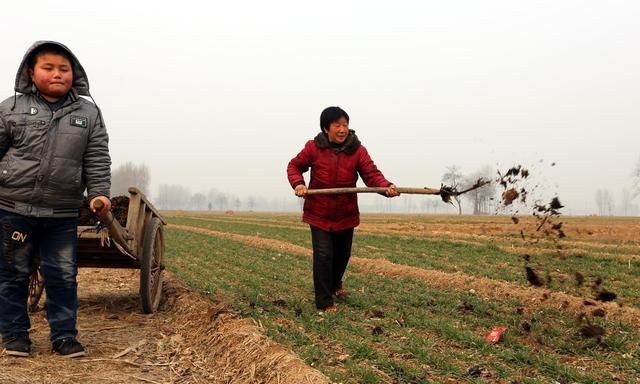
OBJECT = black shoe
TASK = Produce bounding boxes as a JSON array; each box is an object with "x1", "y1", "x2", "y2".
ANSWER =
[
  {"x1": 3, "y1": 334, "x2": 32, "y2": 357},
  {"x1": 52, "y1": 337, "x2": 86, "y2": 358}
]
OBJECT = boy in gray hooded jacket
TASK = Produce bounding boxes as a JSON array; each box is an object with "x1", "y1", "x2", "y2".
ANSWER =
[{"x1": 0, "y1": 41, "x2": 111, "y2": 357}]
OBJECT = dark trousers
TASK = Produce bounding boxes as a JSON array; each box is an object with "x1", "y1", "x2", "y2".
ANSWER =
[
  {"x1": 310, "y1": 226, "x2": 354, "y2": 309},
  {"x1": 0, "y1": 210, "x2": 79, "y2": 342}
]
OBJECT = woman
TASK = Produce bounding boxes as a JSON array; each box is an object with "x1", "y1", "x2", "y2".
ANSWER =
[{"x1": 287, "y1": 106, "x2": 399, "y2": 312}]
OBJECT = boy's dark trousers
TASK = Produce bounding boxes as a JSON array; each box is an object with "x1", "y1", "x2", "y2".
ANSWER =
[
  {"x1": 0, "y1": 210, "x2": 79, "y2": 342},
  {"x1": 310, "y1": 226, "x2": 354, "y2": 309}
]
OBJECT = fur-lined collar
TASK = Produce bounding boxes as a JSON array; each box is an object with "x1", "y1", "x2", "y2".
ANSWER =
[{"x1": 314, "y1": 129, "x2": 361, "y2": 154}]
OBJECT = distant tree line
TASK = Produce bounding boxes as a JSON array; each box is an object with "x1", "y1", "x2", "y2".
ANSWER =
[
  {"x1": 593, "y1": 156, "x2": 640, "y2": 216},
  {"x1": 111, "y1": 162, "x2": 150, "y2": 196},
  {"x1": 151, "y1": 185, "x2": 303, "y2": 212},
  {"x1": 595, "y1": 187, "x2": 638, "y2": 216},
  {"x1": 108, "y1": 160, "x2": 640, "y2": 215}
]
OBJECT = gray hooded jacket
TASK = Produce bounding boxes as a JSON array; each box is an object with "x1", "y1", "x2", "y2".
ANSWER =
[{"x1": 0, "y1": 41, "x2": 111, "y2": 217}]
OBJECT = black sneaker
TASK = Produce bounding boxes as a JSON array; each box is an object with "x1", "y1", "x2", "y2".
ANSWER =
[
  {"x1": 52, "y1": 337, "x2": 86, "y2": 358},
  {"x1": 3, "y1": 334, "x2": 32, "y2": 357}
]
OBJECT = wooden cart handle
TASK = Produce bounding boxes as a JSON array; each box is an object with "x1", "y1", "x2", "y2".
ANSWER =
[
  {"x1": 92, "y1": 199, "x2": 111, "y2": 221},
  {"x1": 92, "y1": 199, "x2": 134, "y2": 250}
]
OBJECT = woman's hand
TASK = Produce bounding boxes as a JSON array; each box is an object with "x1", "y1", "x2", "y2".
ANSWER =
[
  {"x1": 294, "y1": 184, "x2": 308, "y2": 197},
  {"x1": 386, "y1": 184, "x2": 400, "y2": 197}
]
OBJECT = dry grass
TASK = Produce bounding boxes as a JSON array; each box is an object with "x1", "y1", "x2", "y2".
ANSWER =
[{"x1": 1, "y1": 269, "x2": 329, "y2": 384}]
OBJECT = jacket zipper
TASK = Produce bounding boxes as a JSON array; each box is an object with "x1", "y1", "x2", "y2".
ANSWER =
[{"x1": 330, "y1": 150, "x2": 340, "y2": 225}]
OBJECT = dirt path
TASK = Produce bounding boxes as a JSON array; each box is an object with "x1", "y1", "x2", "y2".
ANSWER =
[
  {"x1": 170, "y1": 224, "x2": 640, "y2": 329},
  {"x1": 1, "y1": 268, "x2": 329, "y2": 384}
]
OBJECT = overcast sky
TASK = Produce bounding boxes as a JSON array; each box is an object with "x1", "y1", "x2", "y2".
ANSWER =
[{"x1": 1, "y1": 1, "x2": 638, "y2": 214}]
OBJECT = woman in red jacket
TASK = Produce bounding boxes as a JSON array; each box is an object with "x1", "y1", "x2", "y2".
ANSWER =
[{"x1": 287, "y1": 106, "x2": 399, "y2": 312}]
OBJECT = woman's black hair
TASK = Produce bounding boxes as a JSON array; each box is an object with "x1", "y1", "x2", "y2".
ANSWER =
[
  {"x1": 27, "y1": 43, "x2": 75, "y2": 72},
  {"x1": 320, "y1": 106, "x2": 349, "y2": 131}
]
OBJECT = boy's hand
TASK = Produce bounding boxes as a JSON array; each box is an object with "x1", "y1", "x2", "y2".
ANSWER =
[
  {"x1": 294, "y1": 185, "x2": 308, "y2": 197},
  {"x1": 90, "y1": 196, "x2": 112, "y2": 214},
  {"x1": 386, "y1": 184, "x2": 400, "y2": 197}
]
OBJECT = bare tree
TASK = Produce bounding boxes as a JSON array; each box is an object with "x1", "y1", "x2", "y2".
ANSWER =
[
  {"x1": 420, "y1": 199, "x2": 431, "y2": 213},
  {"x1": 442, "y1": 165, "x2": 464, "y2": 215},
  {"x1": 633, "y1": 156, "x2": 640, "y2": 198},
  {"x1": 205, "y1": 188, "x2": 230, "y2": 211},
  {"x1": 156, "y1": 184, "x2": 190, "y2": 210},
  {"x1": 189, "y1": 193, "x2": 207, "y2": 210},
  {"x1": 246, "y1": 196, "x2": 256, "y2": 211},
  {"x1": 595, "y1": 188, "x2": 614, "y2": 216},
  {"x1": 607, "y1": 191, "x2": 614, "y2": 216},
  {"x1": 429, "y1": 200, "x2": 440, "y2": 214},
  {"x1": 111, "y1": 162, "x2": 150, "y2": 196},
  {"x1": 215, "y1": 194, "x2": 229, "y2": 210},
  {"x1": 620, "y1": 188, "x2": 633, "y2": 216},
  {"x1": 595, "y1": 189, "x2": 603, "y2": 215},
  {"x1": 463, "y1": 165, "x2": 496, "y2": 215}
]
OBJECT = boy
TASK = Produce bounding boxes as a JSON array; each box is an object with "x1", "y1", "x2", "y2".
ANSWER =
[{"x1": 0, "y1": 41, "x2": 111, "y2": 357}]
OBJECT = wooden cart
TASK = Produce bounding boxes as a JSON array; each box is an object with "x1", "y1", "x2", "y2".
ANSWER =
[{"x1": 29, "y1": 187, "x2": 166, "y2": 314}]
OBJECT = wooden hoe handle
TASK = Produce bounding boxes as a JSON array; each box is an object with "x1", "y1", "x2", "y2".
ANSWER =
[{"x1": 306, "y1": 187, "x2": 441, "y2": 195}]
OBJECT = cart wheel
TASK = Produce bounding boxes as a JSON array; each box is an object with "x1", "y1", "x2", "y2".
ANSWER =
[
  {"x1": 140, "y1": 217, "x2": 164, "y2": 313},
  {"x1": 28, "y1": 269, "x2": 44, "y2": 312}
]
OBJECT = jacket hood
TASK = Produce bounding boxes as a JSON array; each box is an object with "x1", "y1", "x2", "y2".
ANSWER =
[
  {"x1": 314, "y1": 129, "x2": 361, "y2": 155},
  {"x1": 15, "y1": 40, "x2": 91, "y2": 97}
]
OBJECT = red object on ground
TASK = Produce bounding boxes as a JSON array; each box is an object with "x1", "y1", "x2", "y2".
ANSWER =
[{"x1": 486, "y1": 326, "x2": 507, "y2": 344}]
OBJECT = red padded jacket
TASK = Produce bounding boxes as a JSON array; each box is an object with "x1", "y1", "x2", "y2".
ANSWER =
[{"x1": 287, "y1": 131, "x2": 393, "y2": 232}]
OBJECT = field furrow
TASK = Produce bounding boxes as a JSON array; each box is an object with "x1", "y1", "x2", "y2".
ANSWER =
[{"x1": 165, "y1": 214, "x2": 640, "y2": 384}]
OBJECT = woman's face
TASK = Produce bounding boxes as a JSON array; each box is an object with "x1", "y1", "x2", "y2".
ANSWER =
[{"x1": 325, "y1": 117, "x2": 349, "y2": 144}]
